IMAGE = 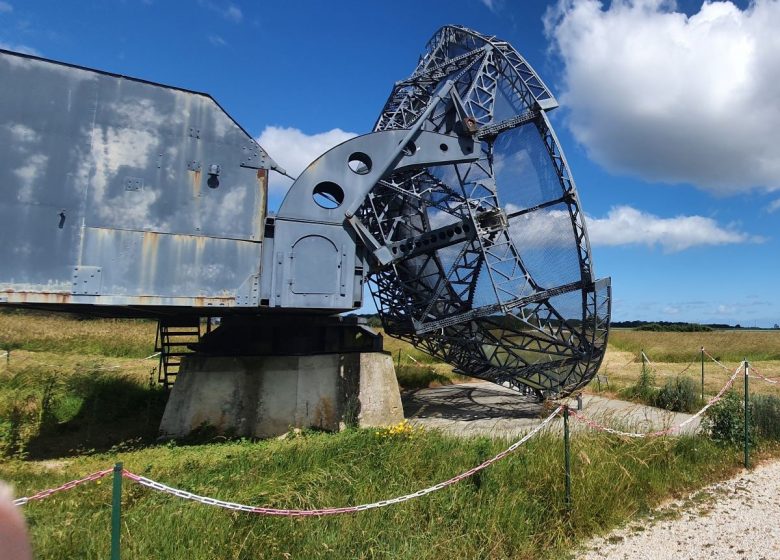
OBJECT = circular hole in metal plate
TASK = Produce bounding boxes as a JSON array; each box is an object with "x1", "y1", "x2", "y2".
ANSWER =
[
  {"x1": 312, "y1": 181, "x2": 345, "y2": 209},
  {"x1": 348, "y1": 152, "x2": 372, "y2": 175}
]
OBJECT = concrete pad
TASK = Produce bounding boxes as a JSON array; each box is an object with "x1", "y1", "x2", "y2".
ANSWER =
[
  {"x1": 403, "y1": 382, "x2": 700, "y2": 439},
  {"x1": 160, "y1": 352, "x2": 403, "y2": 439}
]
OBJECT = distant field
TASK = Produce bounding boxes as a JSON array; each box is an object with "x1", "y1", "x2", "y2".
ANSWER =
[
  {"x1": 0, "y1": 310, "x2": 156, "y2": 358},
  {"x1": 608, "y1": 328, "x2": 780, "y2": 363}
]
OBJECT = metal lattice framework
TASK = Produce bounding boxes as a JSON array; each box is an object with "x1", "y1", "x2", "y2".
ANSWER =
[{"x1": 359, "y1": 26, "x2": 611, "y2": 397}]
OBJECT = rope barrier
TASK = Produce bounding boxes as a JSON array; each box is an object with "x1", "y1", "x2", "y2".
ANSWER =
[
  {"x1": 12, "y1": 468, "x2": 113, "y2": 506},
  {"x1": 8, "y1": 347, "x2": 771, "y2": 516},
  {"x1": 641, "y1": 351, "x2": 698, "y2": 377},
  {"x1": 15, "y1": 407, "x2": 561, "y2": 515},
  {"x1": 121, "y1": 405, "x2": 563, "y2": 516},
  {"x1": 568, "y1": 363, "x2": 744, "y2": 438},
  {"x1": 746, "y1": 364, "x2": 780, "y2": 385},
  {"x1": 702, "y1": 349, "x2": 735, "y2": 372}
]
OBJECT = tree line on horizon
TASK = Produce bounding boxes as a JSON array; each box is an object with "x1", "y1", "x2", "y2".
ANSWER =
[{"x1": 348, "y1": 314, "x2": 780, "y2": 332}]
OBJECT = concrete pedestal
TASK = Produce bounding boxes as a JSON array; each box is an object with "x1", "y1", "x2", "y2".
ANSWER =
[{"x1": 159, "y1": 352, "x2": 403, "y2": 438}]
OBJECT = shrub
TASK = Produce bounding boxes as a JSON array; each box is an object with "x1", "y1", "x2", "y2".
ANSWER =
[
  {"x1": 702, "y1": 391, "x2": 754, "y2": 446},
  {"x1": 654, "y1": 376, "x2": 700, "y2": 413},
  {"x1": 751, "y1": 394, "x2": 780, "y2": 440}
]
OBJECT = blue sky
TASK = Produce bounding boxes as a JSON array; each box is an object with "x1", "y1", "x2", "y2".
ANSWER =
[{"x1": 1, "y1": 0, "x2": 777, "y2": 326}]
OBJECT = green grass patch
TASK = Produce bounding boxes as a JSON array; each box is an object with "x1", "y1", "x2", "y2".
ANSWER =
[
  {"x1": 0, "y1": 361, "x2": 166, "y2": 459},
  {"x1": 2, "y1": 429, "x2": 743, "y2": 559}
]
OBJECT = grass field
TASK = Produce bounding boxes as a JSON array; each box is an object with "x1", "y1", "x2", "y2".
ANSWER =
[
  {"x1": 1, "y1": 311, "x2": 779, "y2": 558},
  {"x1": 609, "y1": 328, "x2": 780, "y2": 363},
  {"x1": 0, "y1": 310, "x2": 156, "y2": 358},
  {"x1": 600, "y1": 329, "x2": 780, "y2": 401}
]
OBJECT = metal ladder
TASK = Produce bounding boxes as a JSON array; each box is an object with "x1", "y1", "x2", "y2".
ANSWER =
[{"x1": 155, "y1": 318, "x2": 202, "y2": 389}]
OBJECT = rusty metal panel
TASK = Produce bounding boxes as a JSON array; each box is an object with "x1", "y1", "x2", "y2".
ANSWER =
[
  {"x1": 0, "y1": 49, "x2": 270, "y2": 310},
  {"x1": 77, "y1": 227, "x2": 261, "y2": 304}
]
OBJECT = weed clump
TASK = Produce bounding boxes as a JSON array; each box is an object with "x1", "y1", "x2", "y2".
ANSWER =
[
  {"x1": 702, "y1": 391, "x2": 755, "y2": 447},
  {"x1": 624, "y1": 362, "x2": 657, "y2": 404},
  {"x1": 655, "y1": 376, "x2": 700, "y2": 413},
  {"x1": 750, "y1": 394, "x2": 780, "y2": 441}
]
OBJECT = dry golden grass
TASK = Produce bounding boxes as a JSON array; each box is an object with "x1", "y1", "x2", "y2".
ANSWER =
[
  {"x1": 609, "y1": 329, "x2": 780, "y2": 362},
  {"x1": 0, "y1": 349, "x2": 157, "y2": 383},
  {"x1": 595, "y1": 345, "x2": 780, "y2": 399},
  {"x1": 0, "y1": 310, "x2": 156, "y2": 358}
]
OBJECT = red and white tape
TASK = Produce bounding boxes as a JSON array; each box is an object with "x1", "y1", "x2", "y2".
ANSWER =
[
  {"x1": 748, "y1": 365, "x2": 780, "y2": 385},
  {"x1": 13, "y1": 468, "x2": 113, "y2": 506},
  {"x1": 568, "y1": 363, "x2": 743, "y2": 438},
  {"x1": 702, "y1": 349, "x2": 736, "y2": 372},
  {"x1": 13, "y1": 348, "x2": 759, "y2": 514},
  {"x1": 641, "y1": 351, "x2": 698, "y2": 377},
  {"x1": 121, "y1": 405, "x2": 563, "y2": 517}
]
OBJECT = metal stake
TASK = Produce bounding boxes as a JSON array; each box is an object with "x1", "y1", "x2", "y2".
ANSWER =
[
  {"x1": 564, "y1": 405, "x2": 572, "y2": 512},
  {"x1": 700, "y1": 346, "x2": 705, "y2": 401},
  {"x1": 111, "y1": 462, "x2": 123, "y2": 560},
  {"x1": 744, "y1": 359, "x2": 750, "y2": 469}
]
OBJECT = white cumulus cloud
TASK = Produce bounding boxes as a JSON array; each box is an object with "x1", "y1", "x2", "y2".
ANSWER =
[
  {"x1": 767, "y1": 199, "x2": 780, "y2": 213},
  {"x1": 0, "y1": 2, "x2": 12, "y2": 14},
  {"x1": 586, "y1": 205, "x2": 762, "y2": 252},
  {"x1": 545, "y1": 0, "x2": 780, "y2": 194},
  {"x1": 256, "y1": 126, "x2": 357, "y2": 195}
]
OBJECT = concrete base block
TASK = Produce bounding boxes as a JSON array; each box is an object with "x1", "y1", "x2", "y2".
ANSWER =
[{"x1": 159, "y1": 352, "x2": 403, "y2": 439}]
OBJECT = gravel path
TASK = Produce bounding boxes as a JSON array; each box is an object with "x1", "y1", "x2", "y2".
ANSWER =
[{"x1": 580, "y1": 460, "x2": 780, "y2": 560}]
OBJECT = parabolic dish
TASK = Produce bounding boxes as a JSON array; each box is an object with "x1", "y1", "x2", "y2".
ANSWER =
[{"x1": 359, "y1": 25, "x2": 611, "y2": 397}]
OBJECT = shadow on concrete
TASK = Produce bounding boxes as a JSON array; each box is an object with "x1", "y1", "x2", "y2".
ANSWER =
[
  {"x1": 402, "y1": 383, "x2": 543, "y2": 421},
  {"x1": 403, "y1": 382, "x2": 701, "y2": 439}
]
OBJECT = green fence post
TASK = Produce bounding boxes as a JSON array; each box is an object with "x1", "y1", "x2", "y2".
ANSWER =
[
  {"x1": 563, "y1": 405, "x2": 571, "y2": 512},
  {"x1": 744, "y1": 359, "x2": 750, "y2": 469},
  {"x1": 700, "y1": 346, "x2": 705, "y2": 401},
  {"x1": 111, "y1": 462, "x2": 123, "y2": 560}
]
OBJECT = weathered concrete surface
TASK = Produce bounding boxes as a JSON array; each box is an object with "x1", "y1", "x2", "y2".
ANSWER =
[
  {"x1": 356, "y1": 353, "x2": 405, "y2": 426},
  {"x1": 160, "y1": 352, "x2": 403, "y2": 438},
  {"x1": 403, "y1": 382, "x2": 700, "y2": 439}
]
